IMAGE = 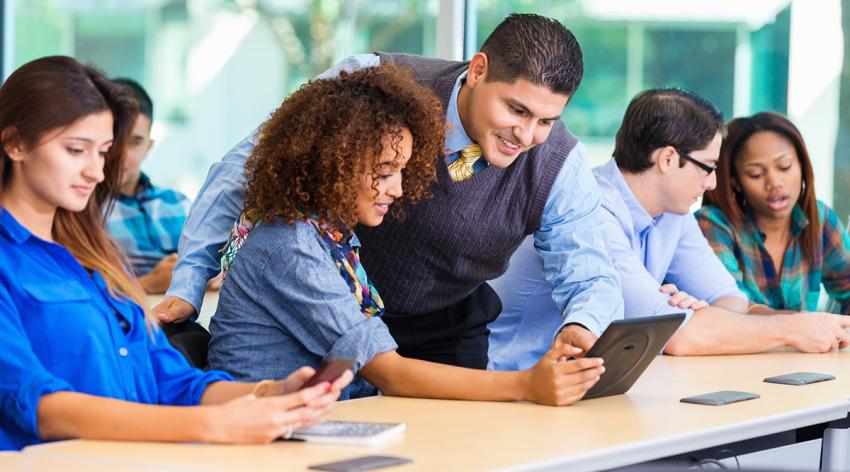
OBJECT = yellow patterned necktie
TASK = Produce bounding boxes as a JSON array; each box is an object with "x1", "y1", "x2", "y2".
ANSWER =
[{"x1": 447, "y1": 143, "x2": 483, "y2": 182}]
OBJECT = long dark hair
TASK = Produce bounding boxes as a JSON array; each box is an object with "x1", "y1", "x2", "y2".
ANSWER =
[
  {"x1": 0, "y1": 56, "x2": 149, "y2": 321},
  {"x1": 703, "y1": 111, "x2": 819, "y2": 264}
]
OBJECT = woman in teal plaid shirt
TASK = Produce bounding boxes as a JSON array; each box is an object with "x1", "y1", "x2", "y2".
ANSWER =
[{"x1": 697, "y1": 112, "x2": 850, "y2": 314}]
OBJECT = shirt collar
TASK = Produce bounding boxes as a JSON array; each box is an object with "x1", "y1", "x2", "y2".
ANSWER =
[
  {"x1": 0, "y1": 207, "x2": 35, "y2": 245},
  {"x1": 598, "y1": 159, "x2": 657, "y2": 234},
  {"x1": 121, "y1": 173, "x2": 154, "y2": 201},
  {"x1": 444, "y1": 70, "x2": 474, "y2": 155},
  {"x1": 137, "y1": 172, "x2": 153, "y2": 191}
]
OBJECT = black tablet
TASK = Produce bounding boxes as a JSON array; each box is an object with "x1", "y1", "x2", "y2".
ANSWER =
[{"x1": 582, "y1": 313, "x2": 686, "y2": 400}]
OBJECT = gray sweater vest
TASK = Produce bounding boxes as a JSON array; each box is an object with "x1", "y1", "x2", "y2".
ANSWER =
[{"x1": 357, "y1": 52, "x2": 578, "y2": 315}]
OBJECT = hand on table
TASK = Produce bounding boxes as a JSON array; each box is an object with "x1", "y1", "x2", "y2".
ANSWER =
[
  {"x1": 783, "y1": 313, "x2": 850, "y2": 353},
  {"x1": 206, "y1": 381, "x2": 339, "y2": 444}
]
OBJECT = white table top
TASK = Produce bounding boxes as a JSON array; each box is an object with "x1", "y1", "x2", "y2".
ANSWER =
[{"x1": 25, "y1": 371, "x2": 849, "y2": 471}]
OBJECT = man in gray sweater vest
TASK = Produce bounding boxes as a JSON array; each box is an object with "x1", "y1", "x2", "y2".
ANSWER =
[{"x1": 157, "y1": 14, "x2": 622, "y2": 375}]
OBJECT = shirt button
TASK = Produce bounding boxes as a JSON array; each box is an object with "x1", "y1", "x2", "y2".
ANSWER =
[{"x1": 118, "y1": 347, "x2": 129, "y2": 357}]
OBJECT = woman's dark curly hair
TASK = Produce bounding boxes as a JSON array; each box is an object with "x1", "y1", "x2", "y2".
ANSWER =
[{"x1": 244, "y1": 63, "x2": 444, "y2": 229}]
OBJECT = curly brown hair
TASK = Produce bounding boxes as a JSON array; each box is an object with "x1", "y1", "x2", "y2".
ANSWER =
[{"x1": 244, "y1": 63, "x2": 444, "y2": 229}]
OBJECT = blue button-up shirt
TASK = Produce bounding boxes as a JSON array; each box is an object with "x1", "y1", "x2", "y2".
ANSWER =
[
  {"x1": 168, "y1": 53, "x2": 621, "y2": 338},
  {"x1": 488, "y1": 159, "x2": 745, "y2": 370},
  {"x1": 0, "y1": 209, "x2": 232, "y2": 451}
]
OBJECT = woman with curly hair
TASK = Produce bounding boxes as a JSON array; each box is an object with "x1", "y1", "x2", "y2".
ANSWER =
[
  {"x1": 698, "y1": 112, "x2": 850, "y2": 314},
  {"x1": 208, "y1": 64, "x2": 604, "y2": 404},
  {"x1": 0, "y1": 56, "x2": 350, "y2": 451}
]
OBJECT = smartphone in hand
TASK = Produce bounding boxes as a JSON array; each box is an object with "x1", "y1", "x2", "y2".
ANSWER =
[{"x1": 302, "y1": 359, "x2": 355, "y2": 389}]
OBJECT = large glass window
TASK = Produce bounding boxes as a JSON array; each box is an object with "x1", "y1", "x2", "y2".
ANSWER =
[
  {"x1": 472, "y1": 1, "x2": 850, "y2": 214},
  {"x1": 13, "y1": 0, "x2": 439, "y2": 196},
  {"x1": 9, "y1": 0, "x2": 848, "y2": 217},
  {"x1": 475, "y1": 1, "x2": 790, "y2": 138}
]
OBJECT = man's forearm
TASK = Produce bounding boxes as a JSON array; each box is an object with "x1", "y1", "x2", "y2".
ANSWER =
[
  {"x1": 747, "y1": 303, "x2": 794, "y2": 315},
  {"x1": 664, "y1": 306, "x2": 788, "y2": 355},
  {"x1": 711, "y1": 295, "x2": 748, "y2": 313},
  {"x1": 167, "y1": 141, "x2": 253, "y2": 309}
]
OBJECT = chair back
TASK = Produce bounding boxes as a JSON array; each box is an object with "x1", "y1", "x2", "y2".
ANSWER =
[{"x1": 162, "y1": 320, "x2": 211, "y2": 369}]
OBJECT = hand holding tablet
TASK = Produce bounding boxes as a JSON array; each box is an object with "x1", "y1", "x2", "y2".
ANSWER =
[{"x1": 580, "y1": 313, "x2": 686, "y2": 400}]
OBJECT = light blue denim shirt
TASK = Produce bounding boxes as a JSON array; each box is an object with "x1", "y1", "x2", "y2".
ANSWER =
[
  {"x1": 207, "y1": 220, "x2": 397, "y2": 399},
  {"x1": 169, "y1": 53, "x2": 621, "y2": 342},
  {"x1": 488, "y1": 159, "x2": 746, "y2": 371}
]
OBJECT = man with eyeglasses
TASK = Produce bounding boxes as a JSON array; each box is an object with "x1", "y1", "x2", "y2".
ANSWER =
[{"x1": 488, "y1": 88, "x2": 850, "y2": 367}]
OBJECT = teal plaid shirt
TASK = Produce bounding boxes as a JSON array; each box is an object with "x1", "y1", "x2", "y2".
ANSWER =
[
  {"x1": 696, "y1": 201, "x2": 850, "y2": 314},
  {"x1": 106, "y1": 173, "x2": 191, "y2": 276}
]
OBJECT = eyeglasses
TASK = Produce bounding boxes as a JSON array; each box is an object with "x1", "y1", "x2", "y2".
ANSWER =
[{"x1": 677, "y1": 150, "x2": 717, "y2": 175}]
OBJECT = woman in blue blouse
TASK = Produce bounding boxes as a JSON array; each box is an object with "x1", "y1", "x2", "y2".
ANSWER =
[
  {"x1": 208, "y1": 64, "x2": 606, "y2": 405},
  {"x1": 0, "y1": 56, "x2": 350, "y2": 451}
]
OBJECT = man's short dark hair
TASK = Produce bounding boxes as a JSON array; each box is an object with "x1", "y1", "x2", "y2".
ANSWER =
[
  {"x1": 480, "y1": 13, "x2": 583, "y2": 97},
  {"x1": 112, "y1": 77, "x2": 153, "y2": 121},
  {"x1": 613, "y1": 88, "x2": 723, "y2": 174}
]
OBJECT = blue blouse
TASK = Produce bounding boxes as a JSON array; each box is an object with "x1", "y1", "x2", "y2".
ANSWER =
[{"x1": 0, "y1": 209, "x2": 232, "y2": 451}]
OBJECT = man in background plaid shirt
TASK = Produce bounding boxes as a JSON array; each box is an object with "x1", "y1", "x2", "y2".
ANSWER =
[{"x1": 107, "y1": 78, "x2": 190, "y2": 294}]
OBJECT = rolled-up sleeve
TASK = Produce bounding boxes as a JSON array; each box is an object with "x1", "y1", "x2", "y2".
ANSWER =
[
  {"x1": 0, "y1": 282, "x2": 73, "y2": 445},
  {"x1": 147, "y1": 325, "x2": 233, "y2": 407},
  {"x1": 259, "y1": 231, "x2": 397, "y2": 373},
  {"x1": 534, "y1": 144, "x2": 624, "y2": 336}
]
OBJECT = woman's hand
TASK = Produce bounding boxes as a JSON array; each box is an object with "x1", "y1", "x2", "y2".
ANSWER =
[
  {"x1": 204, "y1": 381, "x2": 342, "y2": 444},
  {"x1": 261, "y1": 366, "x2": 355, "y2": 397},
  {"x1": 522, "y1": 344, "x2": 605, "y2": 406},
  {"x1": 660, "y1": 283, "x2": 709, "y2": 311}
]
